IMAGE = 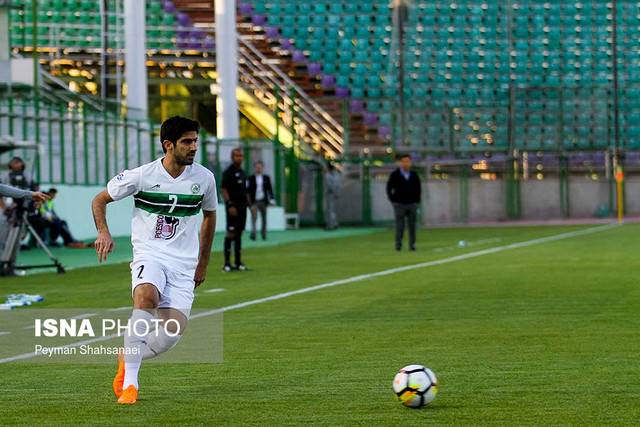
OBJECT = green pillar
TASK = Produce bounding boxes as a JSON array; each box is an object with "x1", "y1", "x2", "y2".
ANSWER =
[
  {"x1": 83, "y1": 107, "x2": 89, "y2": 184},
  {"x1": 341, "y1": 99, "x2": 350, "y2": 157},
  {"x1": 31, "y1": 0, "x2": 39, "y2": 92},
  {"x1": 273, "y1": 142, "x2": 282, "y2": 205},
  {"x1": 71, "y1": 107, "x2": 77, "y2": 184},
  {"x1": 243, "y1": 139, "x2": 251, "y2": 172},
  {"x1": 123, "y1": 116, "x2": 129, "y2": 170},
  {"x1": 460, "y1": 163, "x2": 469, "y2": 223},
  {"x1": 59, "y1": 104, "x2": 66, "y2": 183},
  {"x1": 362, "y1": 160, "x2": 372, "y2": 225},
  {"x1": 31, "y1": 0, "x2": 40, "y2": 184},
  {"x1": 199, "y1": 128, "x2": 208, "y2": 167},
  {"x1": 47, "y1": 103, "x2": 53, "y2": 183},
  {"x1": 33, "y1": 96, "x2": 41, "y2": 183},
  {"x1": 103, "y1": 112, "x2": 110, "y2": 182},
  {"x1": 505, "y1": 154, "x2": 521, "y2": 219},
  {"x1": 559, "y1": 154, "x2": 570, "y2": 218},
  {"x1": 272, "y1": 89, "x2": 283, "y2": 205},
  {"x1": 214, "y1": 138, "x2": 221, "y2": 201},
  {"x1": 315, "y1": 163, "x2": 324, "y2": 225},
  {"x1": 284, "y1": 148, "x2": 299, "y2": 213}
]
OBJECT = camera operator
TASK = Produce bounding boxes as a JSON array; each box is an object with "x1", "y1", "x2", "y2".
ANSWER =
[
  {"x1": 1, "y1": 157, "x2": 48, "y2": 217},
  {"x1": 0, "y1": 183, "x2": 49, "y2": 203},
  {"x1": 0, "y1": 158, "x2": 49, "y2": 256}
]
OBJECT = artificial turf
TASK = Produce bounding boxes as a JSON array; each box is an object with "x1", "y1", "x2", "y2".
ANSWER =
[{"x1": 1, "y1": 224, "x2": 639, "y2": 425}]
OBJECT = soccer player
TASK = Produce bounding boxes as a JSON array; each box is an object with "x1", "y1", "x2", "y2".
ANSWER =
[
  {"x1": 221, "y1": 148, "x2": 250, "y2": 272},
  {"x1": 91, "y1": 116, "x2": 217, "y2": 405}
]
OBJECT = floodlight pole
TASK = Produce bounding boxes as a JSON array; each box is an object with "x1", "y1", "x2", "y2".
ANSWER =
[
  {"x1": 392, "y1": 0, "x2": 409, "y2": 147},
  {"x1": 100, "y1": 0, "x2": 108, "y2": 101},
  {"x1": 215, "y1": 0, "x2": 240, "y2": 140},
  {"x1": 124, "y1": 0, "x2": 148, "y2": 119}
]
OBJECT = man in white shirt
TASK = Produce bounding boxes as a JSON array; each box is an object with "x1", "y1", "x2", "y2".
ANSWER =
[{"x1": 91, "y1": 116, "x2": 217, "y2": 405}]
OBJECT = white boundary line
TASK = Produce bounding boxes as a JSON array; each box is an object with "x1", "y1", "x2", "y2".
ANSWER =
[{"x1": 0, "y1": 223, "x2": 617, "y2": 364}]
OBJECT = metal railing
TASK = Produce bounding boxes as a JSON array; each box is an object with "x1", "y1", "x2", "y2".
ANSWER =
[
  {"x1": 0, "y1": 94, "x2": 153, "y2": 186},
  {"x1": 236, "y1": 37, "x2": 344, "y2": 159}
]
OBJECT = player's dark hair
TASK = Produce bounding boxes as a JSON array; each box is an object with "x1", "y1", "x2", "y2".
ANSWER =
[
  {"x1": 48, "y1": 188, "x2": 58, "y2": 194},
  {"x1": 254, "y1": 160, "x2": 264, "y2": 167},
  {"x1": 160, "y1": 116, "x2": 200, "y2": 153},
  {"x1": 397, "y1": 153, "x2": 411, "y2": 160}
]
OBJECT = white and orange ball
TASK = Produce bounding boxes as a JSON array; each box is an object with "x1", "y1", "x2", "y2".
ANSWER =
[{"x1": 392, "y1": 364, "x2": 438, "y2": 408}]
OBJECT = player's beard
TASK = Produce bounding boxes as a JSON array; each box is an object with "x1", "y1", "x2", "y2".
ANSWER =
[{"x1": 176, "y1": 151, "x2": 196, "y2": 166}]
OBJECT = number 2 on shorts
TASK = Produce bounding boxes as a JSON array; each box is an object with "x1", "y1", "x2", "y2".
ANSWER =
[{"x1": 137, "y1": 265, "x2": 144, "y2": 279}]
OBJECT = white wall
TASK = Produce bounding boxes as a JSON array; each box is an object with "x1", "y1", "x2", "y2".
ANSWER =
[{"x1": 43, "y1": 184, "x2": 286, "y2": 240}]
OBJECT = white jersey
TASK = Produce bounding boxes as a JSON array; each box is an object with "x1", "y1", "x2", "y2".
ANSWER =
[{"x1": 107, "y1": 158, "x2": 217, "y2": 271}]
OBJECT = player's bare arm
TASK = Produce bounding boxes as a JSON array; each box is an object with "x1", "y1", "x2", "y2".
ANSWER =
[
  {"x1": 92, "y1": 189, "x2": 115, "y2": 263},
  {"x1": 194, "y1": 210, "x2": 216, "y2": 287}
]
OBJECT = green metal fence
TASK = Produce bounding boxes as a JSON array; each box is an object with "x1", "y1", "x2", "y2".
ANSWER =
[{"x1": 0, "y1": 94, "x2": 153, "y2": 185}]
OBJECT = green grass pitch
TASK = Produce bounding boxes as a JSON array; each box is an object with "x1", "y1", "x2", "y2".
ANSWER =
[{"x1": 1, "y1": 224, "x2": 639, "y2": 425}]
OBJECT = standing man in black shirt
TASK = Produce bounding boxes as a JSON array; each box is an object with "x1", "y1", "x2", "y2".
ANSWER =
[
  {"x1": 386, "y1": 154, "x2": 422, "y2": 251},
  {"x1": 221, "y1": 148, "x2": 250, "y2": 272}
]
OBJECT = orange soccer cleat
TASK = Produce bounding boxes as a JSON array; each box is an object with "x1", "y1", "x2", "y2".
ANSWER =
[
  {"x1": 117, "y1": 385, "x2": 138, "y2": 405},
  {"x1": 112, "y1": 352, "x2": 125, "y2": 398}
]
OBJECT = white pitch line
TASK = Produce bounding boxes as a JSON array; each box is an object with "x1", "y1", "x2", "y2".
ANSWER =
[
  {"x1": 204, "y1": 288, "x2": 225, "y2": 293},
  {"x1": 0, "y1": 332, "x2": 11, "y2": 337},
  {"x1": 107, "y1": 306, "x2": 131, "y2": 312},
  {"x1": 0, "y1": 223, "x2": 617, "y2": 364}
]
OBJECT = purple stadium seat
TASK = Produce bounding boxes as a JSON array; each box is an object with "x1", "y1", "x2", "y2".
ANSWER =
[
  {"x1": 163, "y1": 0, "x2": 176, "y2": 14},
  {"x1": 177, "y1": 12, "x2": 191, "y2": 27},
  {"x1": 203, "y1": 36, "x2": 215, "y2": 51},
  {"x1": 239, "y1": 3, "x2": 253, "y2": 15},
  {"x1": 335, "y1": 87, "x2": 350, "y2": 98},
  {"x1": 280, "y1": 38, "x2": 292, "y2": 50},
  {"x1": 252, "y1": 14, "x2": 267, "y2": 26},
  {"x1": 363, "y1": 112, "x2": 378, "y2": 126},
  {"x1": 321, "y1": 74, "x2": 335, "y2": 88},
  {"x1": 292, "y1": 50, "x2": 306, "y2": 62},
  {"x1": 265, "y1": 26, "x2": 280, "y2": 39},
  {"x1": 378, "y1": 125, "x2": 391, "y2": 139},
  {"x1": 307, "y1": 63, "x2": 322, "y2": 75},
  {"x1": 350, "y1": 100, "x2": 364, "y2": 113}
]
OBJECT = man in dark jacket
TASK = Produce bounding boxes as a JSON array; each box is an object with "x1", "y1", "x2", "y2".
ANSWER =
[
  {"x1": 247, "y1": 160, "x2": 274, "y2": 241},
  {"x1": 386, "y1": 154, "x2": 421, "y2": 251}
]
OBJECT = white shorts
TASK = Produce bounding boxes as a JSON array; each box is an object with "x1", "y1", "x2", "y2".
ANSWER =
[{"x1": 130, "y1": 259, "x2": 195, "y2": 312}]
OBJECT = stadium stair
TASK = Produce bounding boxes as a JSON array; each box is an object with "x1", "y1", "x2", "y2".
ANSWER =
[{"x1": 170, "y1": 0, "x2": 386, "y2": 156}]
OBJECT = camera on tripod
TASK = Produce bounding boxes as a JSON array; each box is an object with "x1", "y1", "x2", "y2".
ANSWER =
[
  {"x1": 4, "y1": 157, "x2": 38, "y2": 224},
  {"x1": 0, "y1": 155, "x2": 65, "y2": 275}
]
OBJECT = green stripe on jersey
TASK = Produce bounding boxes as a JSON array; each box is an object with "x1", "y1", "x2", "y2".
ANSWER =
[
  {"x1": 135, "y1": 191, "x2": 204, "y2": 205},
  {"x1": 134, "y1": 199, "x2": 202, "y2": 217}
]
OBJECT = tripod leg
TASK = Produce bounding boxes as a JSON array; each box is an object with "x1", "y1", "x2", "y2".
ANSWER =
[
  {"x1": 0, "y1": 223, "x2": 22, "y2": 275},
  {"x1": 22, "y1": 215, "x2": 65, "y2": 273}
]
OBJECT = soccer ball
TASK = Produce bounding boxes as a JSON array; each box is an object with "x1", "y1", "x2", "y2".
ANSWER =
[{"x1": 392, "y1": 364, "x2": 438, "y2": 408}]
